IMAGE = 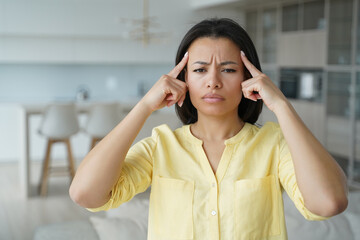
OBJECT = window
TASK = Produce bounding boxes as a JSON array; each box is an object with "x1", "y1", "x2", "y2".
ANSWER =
[
  {"x1": 262, "y1": 8, "x2": 277, "y2": 63},
  {"x1": 356, "y1": 74, "x2": 360, "y2": 118},
  {"x1": 328, "y1": 0, "x2": 353, "y2": 65},
  {"x1": 356, "y1": 74, "x2": 360, "y2": 168},
  {"x1": 282, "y1": 0, "x2": 325, "y2": 32},
  {"x1": 303, "y1": 0, "x2": 325, "y2": 30},
  {"x1": 246, "y1": 11, "x2": 258, "y2": 46},
  {"x1": 282, "y1": 4, "x2": 299, "y2": 32},
  {"x1": 357, "y1": 0, "x2": 360, "y2": 64},
  {"x1": 327, "y1": 72, "x2": 351, "y2": 116}
]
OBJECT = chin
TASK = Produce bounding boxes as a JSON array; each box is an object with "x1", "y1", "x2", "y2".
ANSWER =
[{"x1": 196, "y1": 105, "x2": 238, "y2": 118}]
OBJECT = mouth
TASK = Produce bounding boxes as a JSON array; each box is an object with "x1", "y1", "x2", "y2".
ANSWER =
[{"x1": 202, "y1": 93, "x2": 225, "y2": 103}]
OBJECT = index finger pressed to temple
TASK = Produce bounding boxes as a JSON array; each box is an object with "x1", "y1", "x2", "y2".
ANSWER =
[
  {"x1": 168, "y1": 52, "x2": 189, "y2": 78},
  {"x1": 241, "y1": 51, "x2": 261, "y2": 77}
]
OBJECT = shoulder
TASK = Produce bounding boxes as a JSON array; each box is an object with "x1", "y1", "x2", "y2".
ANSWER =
[
  {"x1": 150, "y1": 124, "x2": 189, "y2": 142},
  {"x1": 259, "y1": 121, "x2": 281, "y2": 132},
  {"x1": 151, "y1": 124, "x2": 183, "y2": 137},
  {"x1": 246, "y1": 121, "x2": 283, "y2": 144},
  {"x1": 248, "y1": 121, "x2": 281, "y2": 134}
]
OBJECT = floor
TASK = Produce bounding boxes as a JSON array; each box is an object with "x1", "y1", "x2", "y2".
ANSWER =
[{"x1": 0, "y1": 161, "x2": 104, "y2": 240}]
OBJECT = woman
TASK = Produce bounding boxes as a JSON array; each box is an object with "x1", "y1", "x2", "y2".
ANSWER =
[{"x1": 70, "y1": 18, "x2": 348, "y2": 240}]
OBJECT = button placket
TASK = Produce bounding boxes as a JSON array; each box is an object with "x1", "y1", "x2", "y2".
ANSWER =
[{"x1": 208, "y1": 179, "x2": 219, "y2": 240}]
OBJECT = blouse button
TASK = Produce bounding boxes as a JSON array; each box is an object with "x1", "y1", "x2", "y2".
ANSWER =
[{"x1": 211, "y1": 210, "x2": 217, "y2": 216}]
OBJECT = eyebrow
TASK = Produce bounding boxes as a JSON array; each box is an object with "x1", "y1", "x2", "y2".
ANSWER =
[{"x1": 192, "y1": 61, "x2": 238, "y2": 66}]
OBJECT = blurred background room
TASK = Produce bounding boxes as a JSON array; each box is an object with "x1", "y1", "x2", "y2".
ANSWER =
[{"x1": 0, "y1": 0, "x2": 360, "y2": 240}]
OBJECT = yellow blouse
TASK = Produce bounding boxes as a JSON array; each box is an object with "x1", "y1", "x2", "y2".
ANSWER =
[{"x1": 89, "y1": 122, "x2": 329, "y2": 240}]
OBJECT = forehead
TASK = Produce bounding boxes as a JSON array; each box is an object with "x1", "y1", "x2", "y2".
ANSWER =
[{"x1": 188, "y1": 37, "x2": 240, "y2": 59}]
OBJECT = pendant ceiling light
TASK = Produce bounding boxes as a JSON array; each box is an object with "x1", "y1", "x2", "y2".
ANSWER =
[{"x1": 118, "y1": 0, "x2": 170, "y2": 46}]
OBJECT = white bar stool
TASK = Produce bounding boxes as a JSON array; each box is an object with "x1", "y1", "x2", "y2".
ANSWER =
[
  {"x1": 38, "y1": 103, "x2": 80, "y2": 196},
  {"x1": 85, "y1": 102, "x2": 122, "y2": 150}
]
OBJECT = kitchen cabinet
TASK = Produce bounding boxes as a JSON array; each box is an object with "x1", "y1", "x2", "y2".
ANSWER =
[{"x1": 258, "y1": 100, "x2": 326, "y2": 145}]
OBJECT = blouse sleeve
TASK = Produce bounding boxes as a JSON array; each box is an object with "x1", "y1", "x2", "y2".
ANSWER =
[
  {"x1": 87, "y1": 131, "x2": 158, "y2": 212},
  {"x1": 277, "y1": 127, "x2": 330, "y2": 221}
]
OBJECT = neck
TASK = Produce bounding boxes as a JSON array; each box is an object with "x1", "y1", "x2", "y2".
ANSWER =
[{"x1": 191, "y1": 113, "x2": 244, "y2": 142}]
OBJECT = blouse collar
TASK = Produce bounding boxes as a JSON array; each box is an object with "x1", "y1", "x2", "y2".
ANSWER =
[{"x1": 183, "y1": 122, "x2": 252, "y2": 146}]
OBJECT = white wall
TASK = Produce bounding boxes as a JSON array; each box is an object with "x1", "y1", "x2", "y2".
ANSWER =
[
  {"x1": 0, "y1": 0, "x2": 244, "y2": 64},
  {"x1": 0, "y1": 63, "x2": 172, "y2": 102}
]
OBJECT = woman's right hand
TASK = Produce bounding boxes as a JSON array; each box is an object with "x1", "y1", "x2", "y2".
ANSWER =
[{"x1": 140, "y1": 52, "x2": 189, "y2": 112}]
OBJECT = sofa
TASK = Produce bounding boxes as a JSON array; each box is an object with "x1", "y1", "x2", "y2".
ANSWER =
[{"x1": 33, "y1": 189, "x2": 360, "y2": 240}]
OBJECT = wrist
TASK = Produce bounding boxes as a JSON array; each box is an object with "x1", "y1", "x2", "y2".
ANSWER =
[
  {"x1": 272, "y1": 99, "x2": 292, "y2": 117},
  {"x1": 136, "y1": 98, "x2": 155, "y2": 116}
]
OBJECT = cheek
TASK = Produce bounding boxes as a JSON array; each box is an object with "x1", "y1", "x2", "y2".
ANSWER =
[
  {"x1": 187, "y1": 72, "x2": 202, "y2": 83},
  {"x1": 187, "y1": 85, "x2": 199, "y2": 100}
]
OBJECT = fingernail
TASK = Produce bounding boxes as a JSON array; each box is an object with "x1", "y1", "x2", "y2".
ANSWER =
[
  {"x1": 241, "y1": 51, "x2": 245, "y2": 57},
  {"x1": 184, "y1": 52, "x2": 188, "y2": 57}
]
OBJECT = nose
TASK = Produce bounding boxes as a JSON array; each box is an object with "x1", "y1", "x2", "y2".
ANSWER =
[{"x1": 206, "y1": 70, "x2": 222, "y2": 89}]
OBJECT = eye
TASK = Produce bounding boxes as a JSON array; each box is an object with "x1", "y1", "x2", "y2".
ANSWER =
[
  {"x1": 193, "y1": 68, "x2": 206, "y2": 73},
  {"x1": 222, "y1": 68, "x2": 236, "y2": 73}
]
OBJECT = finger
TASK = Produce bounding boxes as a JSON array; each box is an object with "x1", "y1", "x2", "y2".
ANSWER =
[
  {"x1": 167, "y1": 99, "x2": 178, "y2": 107},
  {"x1": 254, "y1": 93, "x2": 262, "y2": 99},
  {"x1": 168, "y1": 52, "x2": 189, "y2": 78},
  {"x1": 242, "y1": 81, "x2": 261, "y2": 102},
  {"x1": 243, "y1": 89, "x2": 258, "y2": 102},
  {"x1": 241, "y1": 76, "x2": 258, "y2": 89},
  {"x1": 177, "y1": 93, "x2": 186, "y2": 107},
  {"x1": 240, "y1": 51, "x2": 261, "y2": 77},
  {"x1": 166, "y1": 88, "x2": 184, "y2": 102}
]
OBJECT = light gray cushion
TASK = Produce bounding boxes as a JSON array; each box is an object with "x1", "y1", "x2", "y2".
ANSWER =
[
  {"x1": 33, "y1": 220, "x2": 99, "y2": 240},
  {"x1": 283, "y1": 192, "x2": 354, "y2": 240},
  {"x1": 344, "y1": 191, "x2": 360, "y2": 238},
  {"x1": 90, "y1": 190, "x2": 150, "y2": 240},
  {"x1": 89, "y1": 217, "x2": 146, "y2": 240}
]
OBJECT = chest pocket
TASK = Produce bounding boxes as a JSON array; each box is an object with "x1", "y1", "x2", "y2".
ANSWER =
[
  {"x1": 234, "y1": 175, "x2": 281, "y2": 239},
  {"x1": 150, "y1": 176, "x2": 194, "y2": 239}
]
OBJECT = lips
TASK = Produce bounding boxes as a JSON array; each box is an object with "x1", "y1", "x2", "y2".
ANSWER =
[{"x1": 202, "y1": 93, "x2": 225, "y2": 103}]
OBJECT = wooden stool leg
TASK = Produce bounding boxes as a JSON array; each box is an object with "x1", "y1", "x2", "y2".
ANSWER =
[
  {"x1": 40, "y1": 139, "x2": 53, "y2": 196},
  {"x1": 65, "y1": 139, "x2": 76, "y2": 179}
]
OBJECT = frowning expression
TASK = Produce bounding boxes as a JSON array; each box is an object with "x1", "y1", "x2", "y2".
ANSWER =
[{"x1": 186, "y1": 37, "x2": 245, "y2": 118}]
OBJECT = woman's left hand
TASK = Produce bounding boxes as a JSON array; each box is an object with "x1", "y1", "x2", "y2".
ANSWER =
[{"x1": 240, "y1": 51, "x2": 288, "y2": 113}]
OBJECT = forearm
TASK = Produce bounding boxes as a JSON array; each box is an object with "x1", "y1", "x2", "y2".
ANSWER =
[
  {"x1": 69, "y1": 101, "x2": 152, "y2": 208},
  {"x1": 274, "y1": 100, "x2": 348, "y2": 217},
  {"x1": 69, "y1": 53, "x2": 188, "y2": 208}
]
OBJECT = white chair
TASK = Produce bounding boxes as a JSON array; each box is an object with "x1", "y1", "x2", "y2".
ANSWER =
[
  {"x1": 38, "y1": 103, "x2": 80, "y2": 196},
  {"x1": 85, "y1": 102, "x2": 122, "y2": 150}
]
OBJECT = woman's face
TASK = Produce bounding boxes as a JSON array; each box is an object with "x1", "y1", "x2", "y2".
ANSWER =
[{"x1": 185, "y1": 37, "x2": 245, "y2": 118}]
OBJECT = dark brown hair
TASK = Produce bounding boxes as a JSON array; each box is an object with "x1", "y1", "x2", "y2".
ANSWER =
[{"x1": 175, "y1": 18, "x2": 263, "y2": 124}]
